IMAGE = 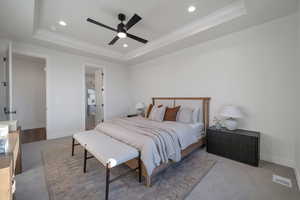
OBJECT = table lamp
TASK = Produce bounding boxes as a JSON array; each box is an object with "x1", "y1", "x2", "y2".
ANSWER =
[
  {"x1": 135, "y1": 102, "x2": 145, "y2": 116},
  {"x1": 220, "y1": 105, "x2": 243, "y2": 130}
]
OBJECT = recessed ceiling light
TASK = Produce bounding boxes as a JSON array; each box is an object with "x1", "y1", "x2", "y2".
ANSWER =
[
  {"x1": 123, "y1": 44, "x2": 128, "y2": 48},
  {"x1": 188, "y1": 6, "x2": 196, "y2": 13},
  {"x1": 58, "y1": 20, "x2": 67, "y2": 26}
]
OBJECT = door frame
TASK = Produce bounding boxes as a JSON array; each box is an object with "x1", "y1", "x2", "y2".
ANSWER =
[
  {"x1": 7, "y1": 42, "x2": 13, "y2": 120},
  {"x1": 83, "y1": 64, "x2": 105, "y2": 130},
  {"x1": 11, "y1": 49, "x2": 48, "y2": 136}
]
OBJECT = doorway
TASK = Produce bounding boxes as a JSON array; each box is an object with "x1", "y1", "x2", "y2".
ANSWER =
[
  {"x1": 12, "y1": 53, "x2": 47, "y2": 143},
  {"x1": 85, "y1": 66, "x2": 104, "y2": 130},
  {"x1": 0, "y1": 42, "x2": 10, "y2": 121}
]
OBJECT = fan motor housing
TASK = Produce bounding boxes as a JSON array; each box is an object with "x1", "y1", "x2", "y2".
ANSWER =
[
  {"x1": 118, "y1": 13, "x2": 126, "y2": 22},
  {"x1": 117, "y1": 23, "x2": 126, "y2": 33}
]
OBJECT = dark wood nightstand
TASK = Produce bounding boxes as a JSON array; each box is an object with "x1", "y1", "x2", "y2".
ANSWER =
[
  {"x1": 207, "y1": 127, "x2": 260, "y2": 166},
  {"x1": 127, "y1": 114, "x2": 138, "y2": 118}
]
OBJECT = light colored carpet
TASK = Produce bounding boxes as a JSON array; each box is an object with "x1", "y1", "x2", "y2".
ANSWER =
[
  {"x1": 16, "y1": 137, "x2": 300, "y2": 200},
  {"x1": 42, "y1": 141, "x2": 216, "y2": 200}
]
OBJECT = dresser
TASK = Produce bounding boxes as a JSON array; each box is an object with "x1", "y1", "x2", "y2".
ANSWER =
[
  {"x1": 207, "y1": 127, "x2": 260, "y2": 166},
  {"x1": 0, "y1": 129, "x2": 22, "y2": 200}
]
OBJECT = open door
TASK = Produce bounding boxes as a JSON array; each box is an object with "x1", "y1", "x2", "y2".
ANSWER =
[
  {"x1": 0, "y1": 42, "x2": 14, "y2": 121},
  {"x1": 85, "y1": 66, "x2": 104, "y2": 130}
]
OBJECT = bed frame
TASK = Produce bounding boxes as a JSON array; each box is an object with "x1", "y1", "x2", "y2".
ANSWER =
[{"x1": 125, "y1": 97, "x2": 211, "y2": 186}]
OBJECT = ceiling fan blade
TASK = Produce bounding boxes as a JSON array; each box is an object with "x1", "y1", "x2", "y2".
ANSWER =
[
  {"x1": 108, "y1": 36, "x2": 119, "y2": 45},
  {"x1": 87, "y1": 18, "x2": 117, "y2": 32},
  {"x1": 127, "y1": 33, "x2": 148, "y2": 44},
  {"x1": 125, "y1": 14, "x2": 142, "y2": 30}
]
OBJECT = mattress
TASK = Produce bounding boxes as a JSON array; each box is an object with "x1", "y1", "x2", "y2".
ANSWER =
[
  {"x1": 163, "y1": 121, "x2": 205, "y2": 149},
  {"x1": 95, "y1": 116, "x2": 205, "y2": 175}
]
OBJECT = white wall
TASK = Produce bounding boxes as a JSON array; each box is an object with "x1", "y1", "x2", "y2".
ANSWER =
[
  {"x1": 129, "y1": 14, "x2": 298, "y2": 168},
  {"x1": 12, "y1": 42, "x2": 130, "y2": 139},
  {"x1": 12, "y1": 55, "x2": 46, "y2": 130},
  {"x1": 295, "y1": 1, "x2": 300, "y2": 187}
]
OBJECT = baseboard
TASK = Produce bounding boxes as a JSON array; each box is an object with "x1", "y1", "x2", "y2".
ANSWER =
[{"x1": 260, "y1": 153, "x2": 295, "y2": 168}]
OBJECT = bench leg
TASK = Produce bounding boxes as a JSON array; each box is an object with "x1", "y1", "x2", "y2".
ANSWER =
[
  {"x1": 105, "y1": 163, "x2": 110, "y2": 200},
  {"x1": 138, "y1": 152, "x2": 142, "y2": 183},
  {"x1": 71, "y1": 138, "x2": 75, "y2": 156},
  {"x1": 83, "y1": 148, "x2": 87, "y2": 173}
]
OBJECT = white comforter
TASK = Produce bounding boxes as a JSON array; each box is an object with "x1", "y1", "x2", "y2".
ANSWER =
[{"x1": 95, "y1": 116, "x2": 200, "y2": 175}]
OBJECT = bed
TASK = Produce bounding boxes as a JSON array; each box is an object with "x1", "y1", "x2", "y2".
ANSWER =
[{"x1": 95, "y1": 97, "x2": 210, "y2": 186}]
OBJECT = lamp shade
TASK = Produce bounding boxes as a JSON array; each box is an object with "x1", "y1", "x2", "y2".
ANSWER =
[
  {"x1": 220, "y1": 105, "x2": 243, "y2": 119},
  {"x1": 135, "y1": 102, "x2": 145, "y2": 110}
]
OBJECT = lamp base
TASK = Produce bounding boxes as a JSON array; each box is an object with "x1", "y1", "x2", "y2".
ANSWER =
[
  {"x1": 137, "y1": 109, "x2": 144, "y2": 116},
  {"x1": 224, "y1": 119, "x2": 238, "y2": 131}
]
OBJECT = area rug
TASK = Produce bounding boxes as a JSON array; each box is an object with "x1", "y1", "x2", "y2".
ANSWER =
[{"x1": 42, "y1": 139, "x2": 216, "y2": 200}]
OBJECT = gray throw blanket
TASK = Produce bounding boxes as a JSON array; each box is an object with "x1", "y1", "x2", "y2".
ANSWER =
[{"x1": 95, "y1": 117, "x2": 188, "y2": 175}]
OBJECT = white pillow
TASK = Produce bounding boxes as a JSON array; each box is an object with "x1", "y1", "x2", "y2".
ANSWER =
[
  {"x1": 149, "y1": 105, "x2": 166, "y2": 122},
  {"x1": 177, "y1": 107, "x2": 194, "y2": 123},
  {"x1": 192, "y1": 107, "x2": 201, "y2": 123}
]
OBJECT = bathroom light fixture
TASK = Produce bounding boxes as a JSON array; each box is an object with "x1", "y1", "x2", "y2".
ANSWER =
[
  {"x1": 58, "y1": 20, "x2": 67, "y2": 26},
  {"x1": 123, "y1": 44, "x2": 128, "y2": 48},
  {"x1": 188, "y1": 6, "x2": 196, "y2": 13}
]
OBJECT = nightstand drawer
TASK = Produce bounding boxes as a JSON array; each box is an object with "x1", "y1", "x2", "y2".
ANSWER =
[
  {"x1": 207, "y1": 128, "x2": 260, "y2": 166},
  {"x1": 207, "y1": 131, "x2": 231, "y2": 157}
]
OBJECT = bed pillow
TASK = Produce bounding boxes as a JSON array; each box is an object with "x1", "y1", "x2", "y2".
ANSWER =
[
  {"x1": 177, "y1": 107, "x2": 194, "y2": 123},
  {"x1": 164, "y1": 106, "x2": 181, "y2": 121},
  {"x1": 149, "y1": 105, "x2": 166, "y2": 121},
  {"x1": 145, "y1": 104, "x2": 163, "y2": 118},
  {"x1": 192, "y1": 107, "x2": 201, "y2": 123}
]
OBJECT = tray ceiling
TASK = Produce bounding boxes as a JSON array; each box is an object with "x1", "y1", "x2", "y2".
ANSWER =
[{"x1": 0, "y1": 0, "x2": 298, "y2": 64}]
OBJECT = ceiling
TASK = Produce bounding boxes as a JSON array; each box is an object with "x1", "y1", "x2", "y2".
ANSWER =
[
  {"x1": 38, "y1": 0, "x2": 234, "y2": 53},
  {"x1": 0, "y1": 0, "x2": 298, "y2": 64}
]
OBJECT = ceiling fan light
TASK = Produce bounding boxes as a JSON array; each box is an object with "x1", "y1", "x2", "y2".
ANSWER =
[
  {"x1": 117, "y1": 32, "x2": 127, "y2": 38},
  {"x1": 188, "y1": 6, "x2": 196, "y2": 13}
]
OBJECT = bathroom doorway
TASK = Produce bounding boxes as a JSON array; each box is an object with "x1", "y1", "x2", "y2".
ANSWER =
[
  {"x1": 85, "y1": 66, "x2": 104, "y2": 130},
  {"x1": 12, "y1": 53, "x2": 47, "y2": 143}
]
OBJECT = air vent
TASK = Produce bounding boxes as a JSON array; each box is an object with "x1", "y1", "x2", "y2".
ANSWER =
[{"x1": 272, "y1": 175, "x2": 292, "y2": 188}]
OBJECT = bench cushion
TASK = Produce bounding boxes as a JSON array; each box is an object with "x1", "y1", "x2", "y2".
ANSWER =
[{"x1": 73, "y1": 130, "x2": 139, "y2": 168}]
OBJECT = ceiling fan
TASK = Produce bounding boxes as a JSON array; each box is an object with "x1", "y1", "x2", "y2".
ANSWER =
[{"x1": 87, "y1": 13, "x2": 148, "y2": 45}]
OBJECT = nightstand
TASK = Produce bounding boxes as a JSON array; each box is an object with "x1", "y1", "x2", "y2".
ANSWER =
[
  {"x1": 207, "y1": 127, "x2": 260, "y2": 166},
  {"x1": 127, "y1": 114, "x2": 138, "y2": 118}
]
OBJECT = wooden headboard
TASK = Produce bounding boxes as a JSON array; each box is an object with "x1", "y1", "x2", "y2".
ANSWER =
[{"x1": 152, "y1": 97, "x2": 211, "y2": 130}]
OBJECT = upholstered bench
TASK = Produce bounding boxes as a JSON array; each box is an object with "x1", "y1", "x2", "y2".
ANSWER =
[{"x1": 72, "y1": 131, "x2": 141, "y2": 200}]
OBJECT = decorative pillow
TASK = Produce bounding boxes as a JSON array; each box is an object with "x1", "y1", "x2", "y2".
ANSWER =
[
  {"x1": 177, "y1": 107, "x2": 194, "y2": 123},
  {"x1": 149, "y1": 105, "x2": 166, "y2": 122},
  {"x1": 164, "y1": 106, "x2": 181, "y2": 121},
  {"x1": 145, "y1": 104, "x2": 163, "y2": 118}
]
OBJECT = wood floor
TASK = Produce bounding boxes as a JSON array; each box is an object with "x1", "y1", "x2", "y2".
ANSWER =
[{"x1": 21, "y1": 128, "x2": 46, "y2": 144}]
